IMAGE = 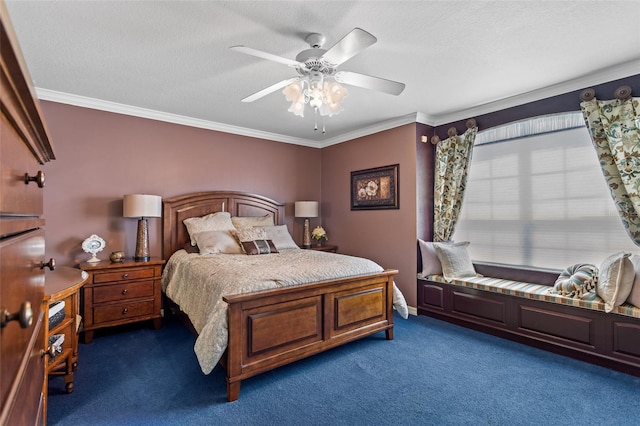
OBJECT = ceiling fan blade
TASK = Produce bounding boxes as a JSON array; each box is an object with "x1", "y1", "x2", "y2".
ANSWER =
[
  {"x1": 241, "y1": 77, "x2": 299, "y2": 102},
  {"x1": 230, "y1": 45, "x2": 300, "y2": 67},
  {"x1": 321, "y1": 28, "x2": 377, "y2": 66},
  {"x1": 335, "y1": 71, "x2": 405, "y2": 96}
]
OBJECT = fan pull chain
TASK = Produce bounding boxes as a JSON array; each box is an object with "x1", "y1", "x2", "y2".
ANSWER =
[
  {"x1": 322, "y1": 116, "x2": 326, "y2": 134},
  {"x1": 314, "y1": 107, "x2": 318, "y2": 131}
]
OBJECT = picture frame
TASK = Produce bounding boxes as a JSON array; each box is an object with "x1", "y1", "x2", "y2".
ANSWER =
[{"x1": 350, "y1": 164, "x2": 399, "y2": 210}]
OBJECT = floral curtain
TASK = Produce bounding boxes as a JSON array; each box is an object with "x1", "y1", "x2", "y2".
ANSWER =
[
  {"x1": 433, "y1": 125, "x2": 478, "y2": 242},
  {"x1": 581, "y1": 93, "x2": 640, "y2": 246}
]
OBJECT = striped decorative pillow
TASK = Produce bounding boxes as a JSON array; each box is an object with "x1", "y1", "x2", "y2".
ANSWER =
[
  {"x1": 235, "y1": 227, "x2": 278, "y2": 255},
  {"x1": 551, "y1": 263, "x2": 598, "y2": 297}
]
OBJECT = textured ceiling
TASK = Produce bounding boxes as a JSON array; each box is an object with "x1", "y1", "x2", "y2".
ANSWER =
[{"x1": 5, "y1": 1, "x2": 640, "y2": 147}]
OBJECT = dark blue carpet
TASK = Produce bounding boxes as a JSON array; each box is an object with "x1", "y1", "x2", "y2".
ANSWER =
[{"x1": 47, "y1": 313, "x2": 640, "y2": 425}]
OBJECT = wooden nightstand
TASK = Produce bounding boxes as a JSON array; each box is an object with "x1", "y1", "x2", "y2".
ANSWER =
[
  {"x1": 79, "y1": 258, "x2": 165, "y2": 343},
  {"x1": 43, "y1": 266, "x2": 89, "y2": 401},
  {"x1": 307, "y1": 244, "x2": 338, "y2": 253}
]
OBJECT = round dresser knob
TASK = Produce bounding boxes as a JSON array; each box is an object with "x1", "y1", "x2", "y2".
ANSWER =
[
  {"x1": 24, "y1": 171, "x2": 46, "y2": 188},
  {"x1": 40, "y1": 258, "x2": 56, "y2": 271},
  {"x1": 1, "y1": 301, "x2": 33, "y2": 329}
]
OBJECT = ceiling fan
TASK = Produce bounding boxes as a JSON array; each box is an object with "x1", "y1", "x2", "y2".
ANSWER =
[{"x1": 230, "y1": 28, "x2": 405, "y2": 127}]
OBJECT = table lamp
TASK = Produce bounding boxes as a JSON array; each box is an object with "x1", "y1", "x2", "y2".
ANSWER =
[
  {"x1": 123, "y1": 194, "x2": 162, "y2": 261},
  {"x1": 294, "y1": 201, "x2": 318, "y2": 249}
]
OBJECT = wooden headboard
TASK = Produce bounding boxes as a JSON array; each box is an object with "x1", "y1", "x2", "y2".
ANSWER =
[{"x1": 162, "y1": 191, "x2": 285, "y2": 259}]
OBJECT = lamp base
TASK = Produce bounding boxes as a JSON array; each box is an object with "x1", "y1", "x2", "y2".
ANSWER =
[
  {"x1": 134, "y1": 218, "x2": 150, "y2": 262},
  {"x1": 302, "y1": 218, "x2": 311, "y2": 249}
]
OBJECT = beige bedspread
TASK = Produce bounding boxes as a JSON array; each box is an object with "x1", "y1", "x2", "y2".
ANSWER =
[{"x1": 162, "y1": 248, "x2": 408, "y2": 374}]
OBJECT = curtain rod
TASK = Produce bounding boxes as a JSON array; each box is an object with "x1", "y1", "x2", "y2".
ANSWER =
[
  {"x1": 580, "y1": 85, "x2": 632, "y2": 102},
  {"x1": 430, "y1": 118, "x2": 477, "y2": 145}
]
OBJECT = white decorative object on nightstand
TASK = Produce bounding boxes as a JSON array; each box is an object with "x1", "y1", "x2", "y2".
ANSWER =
[{"x1": 81, "y1": 234, "x2": 106, "y2": 263}]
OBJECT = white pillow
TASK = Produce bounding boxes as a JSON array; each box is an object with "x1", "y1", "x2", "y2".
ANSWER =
[
  {"x1": 433, "y1": 241, "x2": 477, "y2": 282},
  {"x1": 597, "y1": 252, "x2": 635, "y2": 313},
  {"x1": 234, "y1": 227, "x2": 267, "y2": 242},
  {"x1": 418, "y1": 239, "x2": 443, "y2": 276},
  {"x1": 183, "y1": 212, "x2": 235, "y2": 246},
  {"x1": 231, "y1": 214, "x2": 274, "y2": 230},
  {"x1": 261, "y1": 225, "x2": 299, "y2": 250},
  {"x1": 193, "y1": 230, "x2": 243, "y2": 255},
  {"x1": 625, "y1": 254, "x2": 640, "y2": 308}
]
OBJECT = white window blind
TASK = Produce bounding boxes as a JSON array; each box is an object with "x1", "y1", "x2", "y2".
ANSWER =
[{"x1": 452, "y1": 112, "x2": 638, "y2": 270}]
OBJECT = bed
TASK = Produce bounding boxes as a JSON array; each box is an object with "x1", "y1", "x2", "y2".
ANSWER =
[{"x1": 161, "y1": 191, "x2": 404, "y2": 401}]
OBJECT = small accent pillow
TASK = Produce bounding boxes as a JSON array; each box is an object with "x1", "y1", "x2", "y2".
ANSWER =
[
  {"x1": 231, "y1": 214, "x2": 275, "y2": 230},
  {"x1": 182, "y1": 242, "x2": 199, "y2": 254},
  {"x1": 235, "y1": 228, "x2": 278, "y2": 255},
  {"x1": 260, "y1": 225, "x2": 299, "y2": 250},
  {"x1": 433, "y1": 241, "x2": 478, "y2": 282},
  {"x1": 183, "y1": 212, "x2": 235, "y2": 246},
  {"x1": 193, "y1": 230, "x2": 243, "y2": 255},
  {"x1": 550, "y1": 263, "x2": 598, "y2": 297},
  {"x1": 625, "y1": 254, "x2": 640, "y2": 308},
  {"x1": 597, "y1": 252, "x2": 635, "y2": 313},
  {"x1": 418, "y1": 239, "x2": 445, "y2": 276}
]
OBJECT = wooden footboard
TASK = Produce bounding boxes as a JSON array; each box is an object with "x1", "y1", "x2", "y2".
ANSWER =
[{"x1": 223, "y1": 269, "x2": 398, "y2": 402}]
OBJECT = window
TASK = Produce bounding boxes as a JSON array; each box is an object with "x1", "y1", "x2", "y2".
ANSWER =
[{"x1": 452, "y1": 112, "x2": 638, "y2": 270}]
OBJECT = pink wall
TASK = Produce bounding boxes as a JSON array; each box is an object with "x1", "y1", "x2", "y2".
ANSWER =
[
  {"x1": 321, "y1": 124, "x2": 419, "y2": 307},
  {"x1": 40, "y1": 102, "x2": 321, "y2": 266}
]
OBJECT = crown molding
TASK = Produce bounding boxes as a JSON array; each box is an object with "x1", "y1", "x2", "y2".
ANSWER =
[
  {"x1": 319, "y1": 112, "x2": 435, "y2": 147},
  {"x1": 429, "y1": 58, "x2": 640, "y2": 127},
  {"x1": 35, "y1": 89, "x2": 324, "y2": 148},
  {"x1": 36, "y1": 59, "x2": 638, "y2": 148}
]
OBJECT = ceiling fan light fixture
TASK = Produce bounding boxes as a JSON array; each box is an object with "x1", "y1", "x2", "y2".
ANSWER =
[
  {"x1": 288, "y1": 99, "x2": 306, "y2": 117},
  {"x1": 282, "y1": 76, "x2": 347, "y2": 121},
  {"x1": 283, "y1": 81, "x2": 304, "y2": 103}
]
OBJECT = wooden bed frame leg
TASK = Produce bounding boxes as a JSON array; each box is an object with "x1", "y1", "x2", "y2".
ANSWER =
[
  {"x1": 227, "y1": 380, "x2": 240, "y2": 402},
  {"x1": 386, "y1": 327, "x2": 394, "y2": 340}
]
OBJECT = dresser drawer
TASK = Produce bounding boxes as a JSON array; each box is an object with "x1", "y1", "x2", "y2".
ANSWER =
[
  {"x1": 0, "y1": 229, "x2": 45, "y2": 403},
  {"x1": 92, "y1": 267, "x2": 156, "y2": 284},
  {"x1": 93, "y1": 300, "x2": 155, "y2": 325},
  {"x1": 93, "y1": 280, "x2": 155, "y2": 303},
  {"x1": 0, "y1": 114, "x2": 45, "y2": 216}
]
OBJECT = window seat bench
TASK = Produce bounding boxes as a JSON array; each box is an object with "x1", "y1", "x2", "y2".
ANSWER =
[{"x1": 417, "y1": 264, "x2": 640, "y2": 377}]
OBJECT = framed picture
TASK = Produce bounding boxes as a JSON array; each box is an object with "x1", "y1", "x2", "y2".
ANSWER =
[{"x1": 351, "y1": 164, "x2": 399, "y2": 210}]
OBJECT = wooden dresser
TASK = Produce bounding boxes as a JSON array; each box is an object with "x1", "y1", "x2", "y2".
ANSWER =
[
  {"x1": 79, "y1": 258, "x2": 165, "y2": 343},
  {"x1": 1, "y1": 2, "x2": 55, "y2": 424}
]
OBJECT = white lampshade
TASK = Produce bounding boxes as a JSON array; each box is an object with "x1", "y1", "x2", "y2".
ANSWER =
[
  {"x1": 123, "y1": 194, "x2": 162, "y2": 218},
  {"x1": 295, "y1": 201, "x2": 318, "y2": 218}
]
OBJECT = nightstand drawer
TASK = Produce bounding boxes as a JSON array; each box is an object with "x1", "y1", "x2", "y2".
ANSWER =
[
  {"x1": 93, "y1": 280, "x2": 155, "y2": 303},
  {"x1": 92, "y1": 267, "x2": 156, "y2": 284},
  {"x1": 93, "y1": 300, "x2": 154, "y2": 324}
]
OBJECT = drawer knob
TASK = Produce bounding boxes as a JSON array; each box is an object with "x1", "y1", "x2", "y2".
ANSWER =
[
  {"x1": 40, "y1": 258, "x2": 56, "y2": 271},
  {"x1": 122, "y1": 289, "x2": 128, "y2": 295},
  {"x1": 1, "y1": 301, "x2": 33, "y2": 329},
  {"x1": 46, "y1": 345, "x2": 57, "y2": 358},
  {"x1": 122, "y1": 273, "x2": 129, "y2": 279},
  {"x1": 122, "y1": 308, "x2": 128, "y2": 315},
  {"x1": 24, "y1": 171, "x2": 46, "y2": 188}
]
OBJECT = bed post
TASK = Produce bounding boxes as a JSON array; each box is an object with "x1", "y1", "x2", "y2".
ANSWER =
[
  {"x1": 385, "y1": 275, "x2": 395, "y2": 340},
  {"x1": 226, "y1": 301, "x2": 242, "y2": 402}
]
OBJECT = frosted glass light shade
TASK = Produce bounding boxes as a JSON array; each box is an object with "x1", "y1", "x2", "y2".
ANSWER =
[
  {"x1": 123, "y1": 194, "x2": 162, "y2": 218},
  {"x1": 295, "y1": 201, "x2": 318, "y2": 218}
]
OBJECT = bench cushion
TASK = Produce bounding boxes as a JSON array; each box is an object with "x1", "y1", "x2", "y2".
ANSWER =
[{"x1": 424, "y1": 274, "x2": 640, "y2": 319}]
